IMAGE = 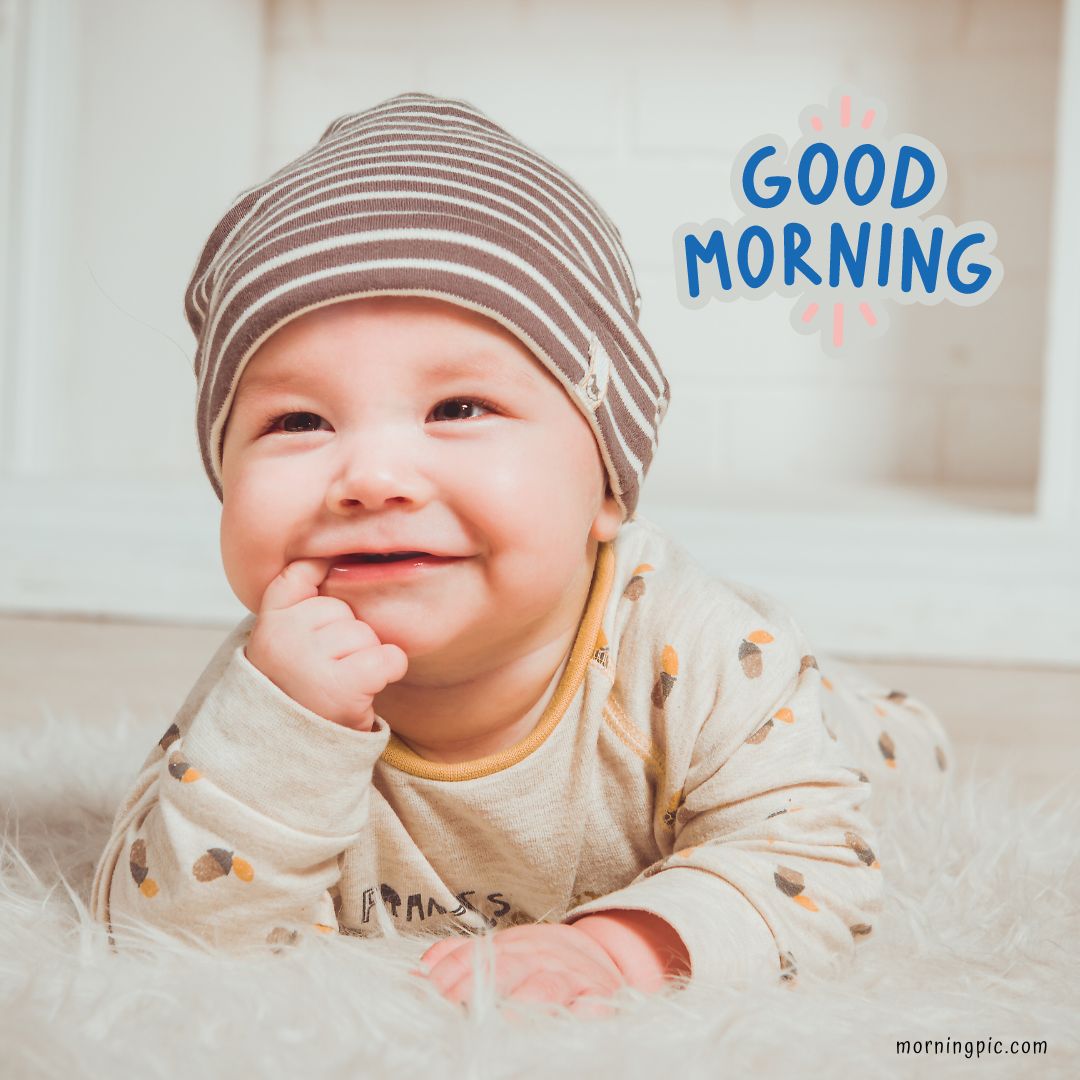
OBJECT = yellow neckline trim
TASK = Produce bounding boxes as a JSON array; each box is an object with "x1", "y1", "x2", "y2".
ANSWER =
[{"x1": 378, "y1": 540, "x2": 615, "y2": 782}]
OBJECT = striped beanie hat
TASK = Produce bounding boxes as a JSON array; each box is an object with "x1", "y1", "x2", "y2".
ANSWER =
[{"x1": 184, "y1": 91, "x2": 669, "y2": 520}]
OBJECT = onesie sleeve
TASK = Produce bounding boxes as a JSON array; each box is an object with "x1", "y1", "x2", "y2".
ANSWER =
[
  {"x1": 89, "y1": 617, "x2": 391, "y2": 952},
  {"x1": 563, "y1": 603, "x2": 883, "y2": 990}
]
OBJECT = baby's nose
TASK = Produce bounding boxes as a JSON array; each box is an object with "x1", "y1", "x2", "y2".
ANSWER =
[{"x1": 325, "y1": 435, "x2": 433, "y2": 511}]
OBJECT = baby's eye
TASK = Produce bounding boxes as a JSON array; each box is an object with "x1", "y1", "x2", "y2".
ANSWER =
[
  {"x1": 264, "y1": 411, "x2": 330, "y2": 435},
  {"x1": 430, "y1": 397, "x2": 498, "y2": 422}
]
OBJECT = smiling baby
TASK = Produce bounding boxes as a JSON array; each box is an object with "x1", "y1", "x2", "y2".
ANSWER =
[{"x1": 92, "y1": 92, "x2": 951, "y2": 1014}]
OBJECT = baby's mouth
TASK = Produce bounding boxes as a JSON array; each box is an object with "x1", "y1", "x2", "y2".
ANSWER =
[
  {"x1": 337, "y1": 551, "x2": 432, "y2": 563},
  {"x1": 326, "y1": 552, "x2": 466, "y2": 580}
]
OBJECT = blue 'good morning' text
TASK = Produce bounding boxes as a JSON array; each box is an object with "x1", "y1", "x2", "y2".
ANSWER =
[{"x1": 676, "y1": 140, "x2": 995, "y2": 300}]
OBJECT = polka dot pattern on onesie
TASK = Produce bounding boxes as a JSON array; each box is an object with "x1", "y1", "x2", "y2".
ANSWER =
[
  {"x1": 651, "y1": 644, "x2": 679, "y2": 708},
  {"x1": 738, "y1": 629, "x2": 775, "y2": 679},
  {"x1": 267, "y1": 927, "x2": 300, "y2": 951},
  {"x1": 774, "y1": 866, "x2": 819, "y2": 912},
  {"x1": 129, "y1": 838, "x2": 159, "y2": 898},
  {"x1": 623, "y1": 563, "x2": 654, "y2": 601},
  {"x1": 192, "y1": 848, "x2": 255, "y2": 884},
  {"x1": 844, "y1": 831, "x2": 880, "y2": 868},
  {"x1": 592, "y1": 626, "x2": 610, "y2": 669},
  {"x1": 780, "y1": 951, "x2": 798, "y2": 983},
  {"x1": 878, "y1": 732, "x2": 897, "y2": 769},
  {"x1": 167, "y1": 751, "x2": 201, "y2": 783},
  {"x1": 158, "y1": 723, "x2": 180, "y2": 752}
]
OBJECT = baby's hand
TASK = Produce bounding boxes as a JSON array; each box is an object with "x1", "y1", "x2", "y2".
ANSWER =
[
  {"x1": 244, "y1": 558, "x2": 408, "y2": 731},
  {"x1": 413, "y1": 924, "x2": 624, "y2": 1019}
]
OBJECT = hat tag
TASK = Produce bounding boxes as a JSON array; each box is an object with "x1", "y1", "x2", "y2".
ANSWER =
[{"x1": 579, "y1": 332, "x2": 610, "y2": 411}]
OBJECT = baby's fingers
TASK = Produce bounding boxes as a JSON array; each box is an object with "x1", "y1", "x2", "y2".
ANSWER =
[
  {"x1": 313, "y1": 618, "x2": 382, "y2": 659},
  {"x1": 259, "y1": 558, "x2": 334, "y2": 613},
  {"x1": 425, "y1": 943, "x2": 493, "y2": 1006},
  {"x1": 504, "y1": 967, "x2": 583, "y2": 1007},
  {"x1": 415, "y1": 935, "x2": 470, "y2": 980},
  {"x1": 566, "y1": 994, "x2": 616, "y2": 1019},
  {"x1": 425, "y1": 941, "x2": 526, "y2": 1007},
  {"x1": 335, "y1": 642, "x2": 409, "y2": 690}
]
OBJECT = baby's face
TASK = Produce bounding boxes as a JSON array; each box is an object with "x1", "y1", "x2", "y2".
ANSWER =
[{"x1": 219, "y1": 295, "x2": 622, "y2": 664}]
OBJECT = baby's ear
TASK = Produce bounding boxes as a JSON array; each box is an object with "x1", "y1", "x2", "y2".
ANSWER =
[{"x1": 592, "y1": 482, "x2": 624, "y2": 542}]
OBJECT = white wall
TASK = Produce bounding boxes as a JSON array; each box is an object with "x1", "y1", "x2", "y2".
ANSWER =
[
  {"x1": 1, "y1": 0, "x2": 1077, "y2": 665},
  {"x1": 262, "y1": 0, "x2": 1057, "y2": 500}
]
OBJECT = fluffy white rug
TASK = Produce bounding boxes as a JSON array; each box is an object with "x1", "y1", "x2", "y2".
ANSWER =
[{"x1": 1, "y1": 707, "x2": 1077, "y2": 1079}]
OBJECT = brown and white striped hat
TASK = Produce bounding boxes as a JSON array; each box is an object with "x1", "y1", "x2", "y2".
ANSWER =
[{"x1": 184, "y1": 91, "x2": 669, "y2": 520}]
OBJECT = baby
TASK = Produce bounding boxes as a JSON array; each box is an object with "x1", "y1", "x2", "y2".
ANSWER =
[{"x1": 91, "y1": 92, "x2": 951, "y2": 1014}]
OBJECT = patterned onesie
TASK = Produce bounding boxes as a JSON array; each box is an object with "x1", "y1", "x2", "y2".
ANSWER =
[{"x1": 92, "y1": 513, "x2": 951, "y2": 989}]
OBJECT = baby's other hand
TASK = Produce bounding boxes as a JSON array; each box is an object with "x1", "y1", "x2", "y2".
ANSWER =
[
  {"x1": 244, "y1": 558, "x2": 408, "y2": 731},
  {"x1": 413, "y1": 924, "x2": 624, "y2": 1019}
]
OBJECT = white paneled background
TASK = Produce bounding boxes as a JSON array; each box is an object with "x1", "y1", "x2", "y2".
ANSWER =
[{"x1": 2, "y1": 0, "x2": 1078, "y2": 664}]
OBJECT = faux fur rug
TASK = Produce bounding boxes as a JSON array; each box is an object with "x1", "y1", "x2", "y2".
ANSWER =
[{"x1": 2, "y1": 708, "x2": 1077, "y2": 1079}]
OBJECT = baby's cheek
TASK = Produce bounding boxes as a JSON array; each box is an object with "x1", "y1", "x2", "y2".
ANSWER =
[
  {"x1": 220, "y1": 549, "x2": 263, "y2": 614},
  {"x1": 480, "y1": 449, "x2": 531, "y2": 502},
  {"x1": 219, "y1": 506, "x2": 272, "y2": 612}
]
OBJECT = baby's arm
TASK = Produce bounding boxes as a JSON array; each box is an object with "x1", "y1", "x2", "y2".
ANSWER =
[
  {"x1": 564, "y1": 604, "x2": 883, "y2": 988},
  {"x1": 91, "y1": 560, "x2": 404, "y2": 951},
  {"x1": 89, "y1": 636, "x2": 392, "y2": 949}
]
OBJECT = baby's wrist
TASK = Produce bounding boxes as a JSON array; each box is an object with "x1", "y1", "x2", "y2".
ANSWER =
[{"x1": 568, "y1": 909, "x2": 689, "y2": 992}]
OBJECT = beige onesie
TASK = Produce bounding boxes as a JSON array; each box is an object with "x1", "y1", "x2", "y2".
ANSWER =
[{"x1": 91, "y1": 514, "x2": 951, "y2": 989}]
